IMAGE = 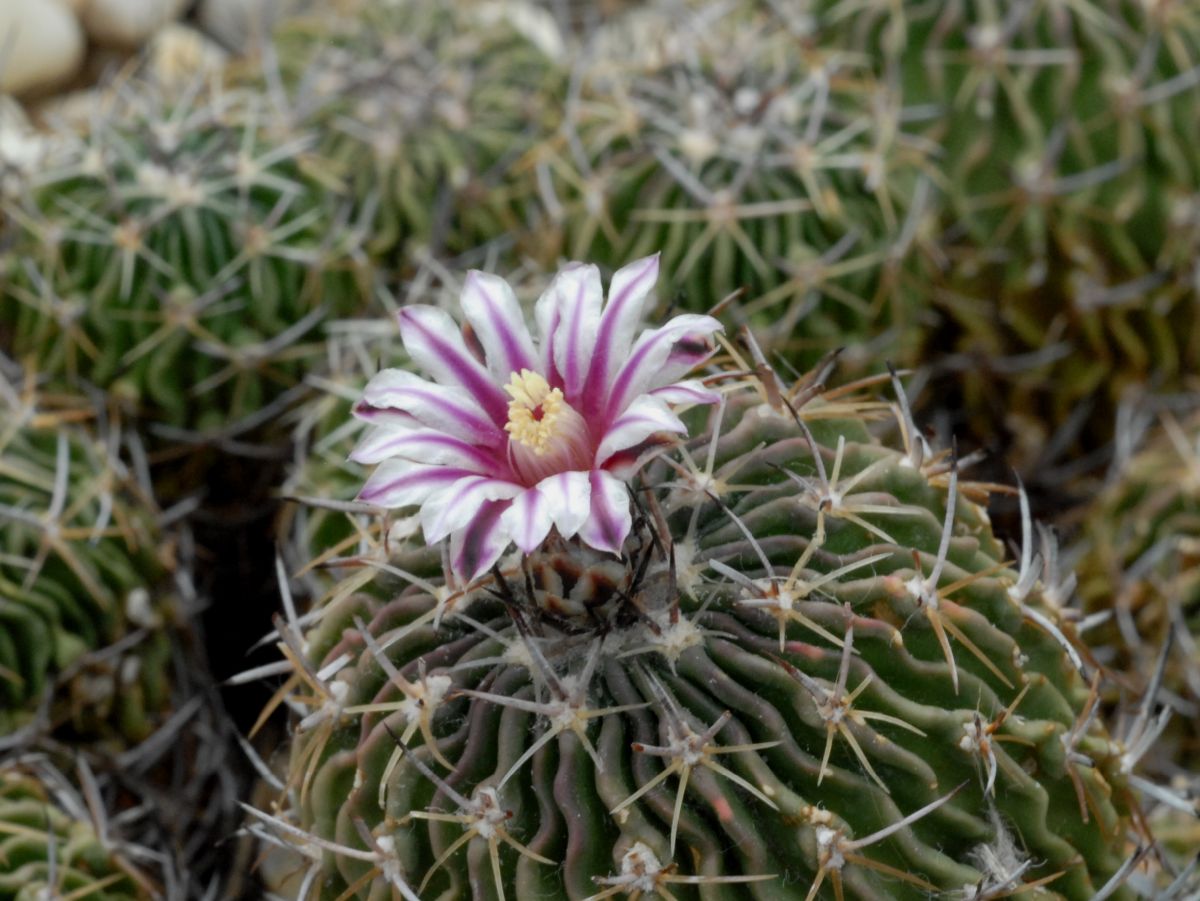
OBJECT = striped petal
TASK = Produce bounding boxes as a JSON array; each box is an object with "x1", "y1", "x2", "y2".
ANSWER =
[
  {"x1": 537, "y1": 470, "x2": 592, "y2": 540},
  {"x1": 421, "y1": 476, "x2": 524, "y2": 544},
  {"x1": 595, "y1": 395, "x2": 685, "y2": 468},
  {"x1": 461, "y1": 270, "x2": 538, "y2": 380},
  {"x1": 358, "y1": 368, "x2": 502, "y2": 444},
  {"x1": 350, "y1": 426, "x2": 500, "y2": 474},
  {"x1": 535, "y1": 263, "x2": 602, "y2": 397},
  {"x1": 358, "y1": 461, "x2": 478, "y2": 508},
  {"x1": 581, "y1": 254, "x2": 660, "y2": 417},
  {"x1": 648, "y1": 379, "x2": 721, "y2": 406},
  {"x1": 577, "y1": 470, "x2": 632, "y2": 555},
  {"x1": 397, "y1": 305, "x2": 508, "y2": 423},
  {"x1": 603, "y1": 314, "x2": 722, "y2": 422},
  {"x1": 500, "y1": 486, "x2": 555, "y2": 554},
  {"x1": 449, "y1": 500, "x2": 513, "y2": 580}
]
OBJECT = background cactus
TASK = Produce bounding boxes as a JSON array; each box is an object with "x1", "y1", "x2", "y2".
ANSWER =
[
  {"x1": 259, "y1": 0, "x2": 565, "y2": 266},
  {"x1": 525, "y1": 4, "x2": 938, "y2": 372},
  {"x1": 0, "y1": 76, "x2": 373, "y2": 436},
  {"x1": 0, "y1": 355, "x2": 175, "y2": 744},
  {"x1": 1076, "y1": 402, "x2": 1200, "y2": 772},
  {"x1": 0, "y1": 757, "x2": 148, "y2": 901},
  {"x1": 251, "y1": 348, "x2": 1164, "y2": 899}
]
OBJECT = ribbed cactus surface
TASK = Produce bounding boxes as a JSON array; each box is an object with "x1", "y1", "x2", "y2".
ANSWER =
[
  {"x1": 0, "y1": 81, "x2": 372, "y2": 433},
  {"x1": 0, "y1": 760, "x2": 145, "y2": 900},
  {"x1": 254, "y1": 359, "x2": 1150, "y2": 899},
  {"x1": 0, "y1": 362, "x2": 173, "y2": 743}
]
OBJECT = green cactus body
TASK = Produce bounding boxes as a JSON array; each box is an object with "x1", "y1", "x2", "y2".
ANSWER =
[
  {"x1": 529, "y1": 10, "x2": 936, "y2": 370},
  {"x1": 0, "y1": 374, "x2": 173, "y2": 744},
  {"x1": 1078, "y1": 408, "x2": 1200, "y2": 765},
  {"x1": 0, "y1": 762, "x2": 146, "y2": 900},
  {"x1": 806, "y1": 0, "x2": 1200, "y2": 463},
  {"x1": 0, "y1": 81, "x2": 373, "y2": 432},
  {"x1": 264, "y1": 1, "x2": 565, "y2": 264},
  {"x1": 258, "y1": 365, "x2": 1147, "y2": 899}
]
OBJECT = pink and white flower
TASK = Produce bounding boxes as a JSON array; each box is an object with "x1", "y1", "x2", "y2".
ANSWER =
[{"x1": 351, "y1": 255, "x2": 722, "y2": 579}]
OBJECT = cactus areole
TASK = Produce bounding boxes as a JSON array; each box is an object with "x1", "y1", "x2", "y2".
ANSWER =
[{"x1": 352, "y1": 254, "x2": 722, "y2": 578}]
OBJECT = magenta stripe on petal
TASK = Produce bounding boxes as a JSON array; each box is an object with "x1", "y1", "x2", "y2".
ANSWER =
[
  {"x1": 360, "y1": 369, "x2": 502, "y2": 443},
  {"x1": 648, "y1": 380, "x2": 721, "y2": 405},
  {"x1": 350, "y1": 428, "x2": 500, "y2": 474},
  {"x1": 603, "y1": 315, "x2": 721, "y2": 423},
  {"x1": 582, "y1": 254, "x2": 659, "y2": 417},
  {"x1": 500, "y1": 486, "x2": 554, "y2": 553},
  {"x1": 450, "y1": 499, "x2": 512, "y2": 580},
  {"x1": 578, "y1": 470, "x2": 632, "y2": 555},
  {"x1": 462, "y1": 271, "x2": 537, "y2": 379},
  {"x1": 358, "y1": 463, "x2": 476, "y2": 508},
  {"x1": 398, "y1": 306, "x2": 509, "y2": 423}
]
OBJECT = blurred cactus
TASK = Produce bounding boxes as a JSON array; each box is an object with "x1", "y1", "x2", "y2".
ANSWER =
[
  {"x1": 0, "y1": 758, "x2": 148, "y2": 901},
  {"x1": 0, "y1": 357, "x2": 178, "y2": 745},
  {"x1": 249, "y1": 347, "x2": 1173, "y2": 899},
  {"x1": 803, "y1": 0, "x2": 1200, "y2": 465},
  {"x1": 259, "y1": 0, "x2": 566, "y2": 264},
  {"x1": 527, "y1": 5, "x2": 938, "y2": 369},
  {"x1": 0, "y1": 78, "x2": 374, "y2": 435},
  {"x1": 1077, "y1": 404, "x2": 1200, "y2": 768}
]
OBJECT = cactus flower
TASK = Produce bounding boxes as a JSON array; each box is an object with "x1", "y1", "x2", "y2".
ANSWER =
[{"x1": 352, "y1": 255, "x2": 722, "y2": 578}]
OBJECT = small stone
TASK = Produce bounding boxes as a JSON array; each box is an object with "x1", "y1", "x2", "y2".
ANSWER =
[
  {"x1": 145, "y1": 23, "x2": 228, "y2": 88},
  {"x1": 78, "y1": 0, "x2": 189, "y2": 49},
  {"x1": 0, "y1": 3, "x2": 86, "y2": 98}
]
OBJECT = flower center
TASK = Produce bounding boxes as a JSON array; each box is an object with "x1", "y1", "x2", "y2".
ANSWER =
[{"x1": 504, "y1": 369, "x2": 591, "y2": 482}]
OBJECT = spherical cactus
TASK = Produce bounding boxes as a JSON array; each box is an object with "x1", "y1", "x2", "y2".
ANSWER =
[
  {"x1": 247, "y1": 261, "x2": 1174, "y2": 900},
  {"x1": 0, "y1": 77, "x2": 374, "y2": 434},
  {"x1": 0, "y1": 758, "x2": 148, "y2": 901},
  {"x1": 1077, "y1": 406, "x2": 1200, "y2": 770},
  {"x1": 526, "y1": 4, "x2": 937, "y2": 372},
  {"x1": 259, "y1": 0, "x2": 566, "y2": 265},
  {"x1": 803, "y1": 0, "x2": 1200, "y2": 468},
  {"x1": 0, "y1": 359, "x2": 175, "y2": 745}
]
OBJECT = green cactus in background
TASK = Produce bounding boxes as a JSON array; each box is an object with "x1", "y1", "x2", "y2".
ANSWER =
[
  {"x1": 0, "y1": 358, "x2": 175, "y2": 744},
  {"x1": 1077, "y1": 404, "x2": 1200, "y2": 767},
  {"x1": 249, "y1": 348, "x2": 1171, "y2": 899},
  {"x1": 262, "y1": 0, "x2": 565, "y2": 264},
  {"x1": 0, "y1": 78, "x2": 373, "y2": 435},
  {"x1": 0, "y1": 758, "x2": 148, "y2": 901},
  {"x1": 801, "y1": 0, "x2": 1200, "y2": 466},
  {"x1": 527, "y1": 5, "x2": 938, "y2": 369}
]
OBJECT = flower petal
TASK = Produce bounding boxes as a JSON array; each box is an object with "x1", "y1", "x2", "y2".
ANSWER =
[
  {"x1": 350, "y1": 426, "x2": 501, "y2": 474},
  {"x1": 460, "y1": 270, "x2": 538, "y2": 380},
  {"x1": 535, "y1": 263, "x2": 602, "y2": 397},
  {"x1": 577, "y1": 470, "x2": 632, "y2": 555},
  {"x1": 536, "y1": 470, "x2": 592, "y2": 539},
  {"x1": 581, "y1": 254, "x2": 660, "y2": 416},
  {"x1": 648, "y1": 379, "x2": 721, "y2": 406},
  {"x1": 358, "y1": 460, "x2": 478, "y2": 508},
  {"x1": 603, "y1": 314, "x2": 722, "y2": 422},
  {"x1": 449, "y1": 500, "x2": 512, "y2": 580},
  {"x1": 594, "y1": 395, "x2": 685, "y2": 468},
  {"x1": 421, "y1": 476, "x2": 524, "y2": 544},
  {"x1": 397, "y1": 306, "x2": 508, "y2": 423},
  {"x1": 358, "y1": 368, "x2": 503, "y2": 444},
  {"x1": 499, "y1": 486, "x2": 555, "y2": 554}
]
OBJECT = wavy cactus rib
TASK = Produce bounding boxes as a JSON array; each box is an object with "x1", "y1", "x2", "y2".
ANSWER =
[
  {"x1": 253, "y1": 347, "x2": 1168, "y2": 899},
  {"x1": 0, "y1": 359, "x2": 174, "y2": 744},
  {"x1": 529, "y1": 6, "x2": 936, "y2": 368},
  {"x1": 805, "y1": 0, "x2": 1200, "y2": 461},
  {"x1": 0, "y1": 758, "x2": 148, "y2": 901},
  {"x1": 1077, "y1": 406, "x2": 1200, "y2": 780},
  {"x1": 262, "y1": 0, "x2": 565, "y2": 263},
  {"x1": 0, "y1": 78, "x2": 373, "y2": 434}
]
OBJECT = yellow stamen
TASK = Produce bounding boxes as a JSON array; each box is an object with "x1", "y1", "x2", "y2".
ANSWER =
[{"x1": 504, "y1": 369, "x2": 564, "y2": 456}]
